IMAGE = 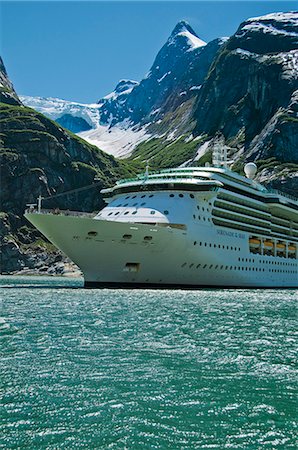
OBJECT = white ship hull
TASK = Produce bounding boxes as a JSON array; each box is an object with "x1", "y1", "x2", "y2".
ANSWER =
[{"x1": 25, "y1": 212, "x2": 298, "y2": 288}]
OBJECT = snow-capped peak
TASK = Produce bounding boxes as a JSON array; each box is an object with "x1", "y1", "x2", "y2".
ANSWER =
[
  {"x1": 169, "y1": 20, "x2": 206, "y2": 50},
  {"x1": 100, "y1": 79, "x2": 139, "y2": 102}
]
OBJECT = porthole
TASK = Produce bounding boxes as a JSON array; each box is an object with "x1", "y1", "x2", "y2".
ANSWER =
[
  {"x1": 189, "y1": 264, "x2": 194, "y2": 268},
  {"x1": 193, "y1": 215, "x2": 196, "y2": 219},
  {"x1": 115, "y1": 212, "x2": 120, "y2": 215},
  {"x1": 132, "y1": 211, "x2": 137, "y2": 215},
  {"x1": 132, "y1": 195, "x2": 137, "y2": 199},
  {"x1": 108, "y1": 212, "x2": 113, "y2": 216},
  {"x1": 194, "y1": 241, "x2": 197, "y2": 246},
  {"x1": 197, "y1": 206, "x2": 200, "y2": 210},
  {"x1": 149, "y1": 194, "x2": 154, "y2": 198},
  {"x1": 124, "y1": 204, "x2": 128, "y2": 207},
  {"x1": 164, "y1": 210, "x2": 169, "y2": 215},
  {"x1": 87, "y1": 231, "x2": 98, "y2": 237},
  {"x1": 144, "y1": 236, "x2": 152, "y2": 241},
  {"x1": 190, "y1": 194, "x2": 194, "y2": 199},
  {"x1": 125, "y1": 196, "x2": 130, "y2": 199},
  {"x1": 141, "y1": 195, "x2": 146, "y2": 198},
  {"x1": 150, "y1": 211, "x2": 156, "y2": 215},
  {"x1": 170, "y1": 194, "x2": 174, "y2": 198},
  {"x1": 140, "y1": 202, "x2": 146, "y2": 206},
  {"x1": 179, "y1": 194, "x2": 184, "y2": 198},
  {"x1": 124, "y1": 211, "x2": 129, "y2": 215},
  {"x1": 123, "y1": 234, "x2": 132, "y2": 239},
  {"x1": 116, "y1": 204, "x2": 122, "y2": 207}
]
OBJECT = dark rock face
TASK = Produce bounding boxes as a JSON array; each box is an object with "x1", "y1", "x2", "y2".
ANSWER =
[
  {"x1": 99, "y1": 22, "x2": 224, "y2": 126},
  {"x1": 0, "y1": 60, "x2": 131, "y2": 274},
  {"x1": 231, "y1": 12, "x2": 298, "y2": 54},
  {"x1": 56, "y1": 113, "x2": 92, "y2": 133},
  {"x1": 194, "y1": 12, "x2": 298, "y2": 168},
  {"x1": 98, "y1": 79, "x2": 139, "y2": 125},
  {"x1": 0, "y1": 56, "x2": 21, "y2": 105}
]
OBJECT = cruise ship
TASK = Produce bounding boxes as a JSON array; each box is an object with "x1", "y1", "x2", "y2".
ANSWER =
[{"x1": 25, "y1": 161, "x2": 298, "y2": 288}]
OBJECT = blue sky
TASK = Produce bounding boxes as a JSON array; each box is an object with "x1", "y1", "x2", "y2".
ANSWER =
[{"x1": 1, "y1": 1, "x2": 296, "y2": 103}]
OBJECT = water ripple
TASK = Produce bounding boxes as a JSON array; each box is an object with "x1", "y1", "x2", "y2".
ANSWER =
[{"x1": 0, "y1": 276, "x2": 297, "y2": 449}]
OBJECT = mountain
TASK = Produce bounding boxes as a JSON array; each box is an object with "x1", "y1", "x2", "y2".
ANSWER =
[
  {"x1": 56, "y1": 114, "x2": 92, "y2": 133},
  {"x1": 20, "y1": 13, "x2": 297, "y2": 193},
  {"x1": 191, "y1": 11, "x2": 298, "y2": 194},
  {"x1": 20, "y1": 95, "x2": 102, "y2": 128},
  {"x1": 0, "y1": 62, "x2": 135, "y2": 274},
  {"x1": 21, "y1": 21, "x2": 225, "y2": 156}
]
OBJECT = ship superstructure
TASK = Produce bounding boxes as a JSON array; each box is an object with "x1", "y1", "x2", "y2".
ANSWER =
[{"x1": 25, "y1": 164, "x2": 298, "y2": 288}]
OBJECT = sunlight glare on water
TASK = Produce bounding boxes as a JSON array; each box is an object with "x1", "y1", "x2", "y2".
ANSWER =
[{"x1": 0, "y1": 276, "x2": 297, "y2": 449}]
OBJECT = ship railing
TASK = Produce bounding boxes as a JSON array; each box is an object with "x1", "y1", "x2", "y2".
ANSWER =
[
  {"x1": 25, "y1": 207, "x2": 96, "y2": 218},
  {"x1": 266, "y1": 189, "x2": 298, "y2": 202}
]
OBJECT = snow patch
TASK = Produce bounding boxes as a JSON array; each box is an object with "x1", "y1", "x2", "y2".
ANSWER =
[
  {"x1": 20, "y1": 95, "x2": 101, "y2": 128},
  {"x1": 78, "y1": 122, "x2": 150, "y2": 158},
  {"x1": 195, "y1": 140, "x2": 211, "y2": 160},
  {"x1": 157, "y1": 71, "x2": 171, "y2": 83},
  {"x1": 178, "y1": 30, "x2": 206, "y2": 51}
]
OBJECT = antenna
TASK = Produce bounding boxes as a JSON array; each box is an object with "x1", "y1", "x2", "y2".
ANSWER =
[
  {"x1": 144, "y1": 160, "x2": 149, "y2": 179},
  {"x1": 37, "y1": 195, "x2": 43, "y2": 213},
  {"x1": 212, "y1": 135, "x2": 228, "y2": 168}
]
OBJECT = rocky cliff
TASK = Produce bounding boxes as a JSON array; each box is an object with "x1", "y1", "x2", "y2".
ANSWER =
[
  {"x1": 0, "y1": 62, "x2": 135, "y2": 274},
  {"x1": 191, "y1": 12, "x2": 298, "y2": 194}
]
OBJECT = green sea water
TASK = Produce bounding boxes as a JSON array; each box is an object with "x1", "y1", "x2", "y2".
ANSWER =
[{"x1": 0, "y1": 276, "x2": 297, "y2": 449}]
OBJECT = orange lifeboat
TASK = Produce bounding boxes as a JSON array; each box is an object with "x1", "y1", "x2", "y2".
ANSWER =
[
  {"x1": 276, "y1": 243, "x2": 286, "y2": 250},
  {"x1": 249, "y1": 238, "x2": 261, "y2": 248},
  {"x1": 263, "y1": 240, "x2": 274, "y2": 248}
]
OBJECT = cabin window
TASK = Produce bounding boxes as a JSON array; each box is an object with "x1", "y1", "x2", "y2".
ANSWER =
[
  {"x1": 124, "y1": 262, "x2": 140, "y2": 272},
  {"x1": 87, "y1": 231, "x2": 98, "y2": 237}
]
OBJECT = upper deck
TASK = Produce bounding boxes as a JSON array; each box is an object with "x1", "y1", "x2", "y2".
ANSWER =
[{"x1": 101, "y1": 166, "x2": 298, "y2": 212}]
